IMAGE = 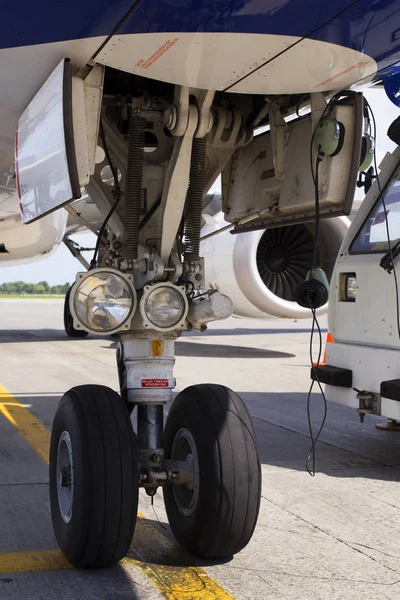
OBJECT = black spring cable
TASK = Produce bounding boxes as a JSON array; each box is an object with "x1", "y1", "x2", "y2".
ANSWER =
[
  {"x1": 90, "y1": 119, "x2": 123, "y2": 269},
  {"x1": 364, "y1": 97, "x2": 400, "y2": 341},
  {"x1": 304, "y1": 91, "x2": 357, "y2": 475},
  {"x1": 184, "y1": 138, "x2": 207, "y2": 262},
  {"x1": 306, "y1": 153, "x2": 328, "y2": 476}
]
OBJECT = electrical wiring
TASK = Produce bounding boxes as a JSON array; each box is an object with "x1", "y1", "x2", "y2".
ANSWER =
[
  {"x1": 306, "y1": 153, "x2": 328, "y2": 477},
  {"x1": 90, "y1": 119, "x2": 123, "y2": 269},
  {"x1": 305, "y1": 90, "x2": 360, "y2": 475}
]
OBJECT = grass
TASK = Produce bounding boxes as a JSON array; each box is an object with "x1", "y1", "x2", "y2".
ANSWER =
[{"x1": 0, "y1": 294, "x2": 65, "y2": 299}]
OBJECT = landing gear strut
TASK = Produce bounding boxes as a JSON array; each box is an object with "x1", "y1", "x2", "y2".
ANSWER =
[
  {"x1": 50, "y1": 340, "x2": 261, "y2": 567},
  {"x1": 49, "y1": 85, "x2": 261, "y2": 567}
]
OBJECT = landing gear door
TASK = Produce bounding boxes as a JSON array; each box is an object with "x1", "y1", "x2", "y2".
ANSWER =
[
  {"x1": 223, "y1": 93, "x2": 364, "y2": 231},
  {"x1": 16, "y1": 59, "x2": 91, "y2": 224}
]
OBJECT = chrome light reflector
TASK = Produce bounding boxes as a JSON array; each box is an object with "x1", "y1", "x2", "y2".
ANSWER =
[
  {"x1": 140, "y1": 283, "x2": 188, "y2": 331},
  {"x1": 339, "y1": 272, "x2": 357, "y2": 302},
  {"x1": 71, "y1": 269, "x2": 136, "y2": 333},
  {"x1": 346, "y1": 275, "x2": 357, "y2": 301}
]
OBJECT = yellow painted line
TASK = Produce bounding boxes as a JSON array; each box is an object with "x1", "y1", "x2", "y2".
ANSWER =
[
  {"x1": 0, "y1": 550, "x2": 70, "y2": 574},
  {"x1": 0, "y1": 386, "x2": 50, "y2": 463},
  {"x1": 0, "y1": 549, "x2": 232, "y2": 599},
  {"x1": 0, "y1": 385, "x2": 233, "y2": 599},
  {"x1": 0, "y1": 549, "x2": 231, "y2": 600},
  {"x1": 132, "y1": 514, "x2": 233, "y2": 599},
  {"x1": 127, "y1": 559, "x2": 232, "y2": 600}
]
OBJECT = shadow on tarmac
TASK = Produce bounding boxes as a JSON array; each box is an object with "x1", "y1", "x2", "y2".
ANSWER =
[
  {"x1": 186, "y1": 327, "x2": 327, "y2": 336},
  {"x1": 9, "y1": 386, "x2": 400, "y2": 485},
  {"x1": 0, "y1": 329, "x2": 296, "y2": 359},
  {"x1": 241, "y1": 391, "x2": 400, "y2": 481}
]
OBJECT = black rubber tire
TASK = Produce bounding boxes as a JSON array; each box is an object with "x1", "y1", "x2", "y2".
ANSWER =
[
  {"x1": 49, "y1": 385, "x2": 138, "y2": 568},
  {"x1": 64, "y1": 287, "x2": 88, "y2": 338},
  {"x1": 163, "y1": 384, "x2": 261, "y2": 558}
]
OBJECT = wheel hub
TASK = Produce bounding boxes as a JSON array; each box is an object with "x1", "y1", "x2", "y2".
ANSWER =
[
  {"x1": 171, "y1": 428, "x2": 199, "y2": 517},
  {"x1": 56, "y1": 431, "x2": 74, "y2": 524}
]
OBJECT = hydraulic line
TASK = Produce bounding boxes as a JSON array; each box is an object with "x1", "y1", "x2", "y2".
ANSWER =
[
  {"x1": 184, "y1": 138, "x2": 207, "y2": 262},
  {"x1": 122, "y1": 115, "x2": 146, "y2": 261}
]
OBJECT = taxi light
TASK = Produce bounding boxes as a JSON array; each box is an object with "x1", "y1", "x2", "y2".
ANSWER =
[
  {"x1": 140, "y1": 283, "x2": 188, "y2": 332},
  {"x1": 71, "y1": 269, "x2": 136, "y2": 334}
]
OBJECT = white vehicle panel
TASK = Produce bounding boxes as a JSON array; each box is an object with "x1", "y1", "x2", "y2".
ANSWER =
[{"x1": 325, "y1": 341, "x2": 400, "y2": 421}]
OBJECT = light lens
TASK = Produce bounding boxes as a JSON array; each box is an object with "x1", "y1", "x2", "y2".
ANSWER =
[
  {"x1": 74, "y1": 273, "x2": 133, "y2": 332},
  {"x1": 144, "y1": 286, "x2": 186, "y2": 329},
  {"x1": 346, "y1": 276, "x2": 357, "y2": 301}
]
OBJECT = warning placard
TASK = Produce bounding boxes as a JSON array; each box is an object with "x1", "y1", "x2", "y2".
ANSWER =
[{"x1": 141, "y1": 379, "x2": 169, "y2": 388}]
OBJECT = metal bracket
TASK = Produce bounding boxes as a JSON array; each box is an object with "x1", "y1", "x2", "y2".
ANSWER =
[
  {"x1": 209, "y1": 107, "x2": 242, "y2": 146},
  {"x1": 62, "y1": 235, "x2": 91, "y2": 270},
  {"x1": 194, "y1": 89, "x2": 215, "y2": 138},
  {"x1": 63, "y1": 203, "x2": 99, "y2": 236},
  {"x1": 160, "y1": 105, "x2": 198, "y2": 263},
  {"x1": 165, "y1": 85, "x2": 190, "y2": 137},
  {"x1": 354, "y1": 388, "x2": 381, "y2": 423},
  {"x1": 182, "y1": 257, "x2": 205, "y2": 291}
]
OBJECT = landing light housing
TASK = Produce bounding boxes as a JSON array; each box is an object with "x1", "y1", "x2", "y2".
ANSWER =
[
  {"x1": 70, "y1": 268, "x2": 137, "y2": 334},
  {"x1": 339, "y1": 273, "x2": 357, "y2": 302},
  {"x1": 140, "y1": 283, "x2": 188, "y2": 332}
]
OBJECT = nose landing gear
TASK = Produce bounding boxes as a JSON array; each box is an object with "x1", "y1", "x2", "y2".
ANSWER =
[{"x1": 49, "y1": 378, "x2": 261, "y2": 567}]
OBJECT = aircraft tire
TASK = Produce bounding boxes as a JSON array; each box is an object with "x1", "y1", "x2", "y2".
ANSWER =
[
  {"x1": 64, "y1": 287, "x2": 88, "y2": 338},
  {"x1": 49, "y1": 385, "x2": 138, "y2": 568},
  {"x1": 163, "y1": 383, "x2": 261, "y2": 558}
]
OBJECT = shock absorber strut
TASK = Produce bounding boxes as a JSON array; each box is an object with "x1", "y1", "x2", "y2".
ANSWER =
[
  {"x1": 183, "y1": 138, "x2": 207, "y2": 262},
  {"x1": 122, "y1": 114, "x2": 146, "y2": 261}
]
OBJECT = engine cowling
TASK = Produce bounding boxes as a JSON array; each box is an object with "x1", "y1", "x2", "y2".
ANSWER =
[
  {"x1": 201, "y1": 213, "x2": 349, "y2": 319},
  {"x1": 0, "y1": 207, "x2": 67, "y2": 266}
]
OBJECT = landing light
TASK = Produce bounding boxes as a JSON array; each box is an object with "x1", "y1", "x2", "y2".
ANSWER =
[
  {"x1": 71, "y1": 269, "x2": 136, "y2": 334},
  {"x1": 140, "y1": 283, "x2": 188, "y2": 332}
]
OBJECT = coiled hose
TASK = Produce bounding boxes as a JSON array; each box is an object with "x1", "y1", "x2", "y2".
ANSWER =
[
  {"x1": 183, "y1": 138, "x2": 207, "y2": 262},
  {"x1": 122, "y1": 115, "x2": 146, "y2": 261}
]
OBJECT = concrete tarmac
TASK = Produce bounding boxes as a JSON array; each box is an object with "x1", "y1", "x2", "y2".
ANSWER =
[{"x1": 0, "y1": 298, "x2": 400, "y2": 600}]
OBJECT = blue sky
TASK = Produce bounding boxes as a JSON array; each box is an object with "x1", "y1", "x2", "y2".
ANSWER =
[{"x1": 0, "y1": 88, "x2": 399, "y2": 285}]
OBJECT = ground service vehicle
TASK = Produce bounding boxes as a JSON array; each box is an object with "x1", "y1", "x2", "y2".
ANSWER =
[{"x1": 314, "y1": 137, "x2": 400, "y2": 428}]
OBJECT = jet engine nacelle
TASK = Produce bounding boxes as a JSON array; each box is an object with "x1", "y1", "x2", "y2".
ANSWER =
[
  {"x1": 201, "y1": 213, "x2": 350, "y2": 319},
  {"x1": 0, "y1": 208, "x2": 68, "y2": 266}
]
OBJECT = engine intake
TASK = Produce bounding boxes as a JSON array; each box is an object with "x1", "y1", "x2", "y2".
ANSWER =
[{"x1": 201, "y1": 214, "x2": 349, "y2": 319}]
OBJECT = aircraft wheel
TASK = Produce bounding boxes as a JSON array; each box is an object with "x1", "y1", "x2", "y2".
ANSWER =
[
  {"x1": 49, "y1": 385, "x2": 138, "y2": 568},
  {"x1": 163, "y1": 384, "x2": 261, "y2": 558},
  {"x1": 64, "y1": 287, "x2": 88, "y2": 338}
]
